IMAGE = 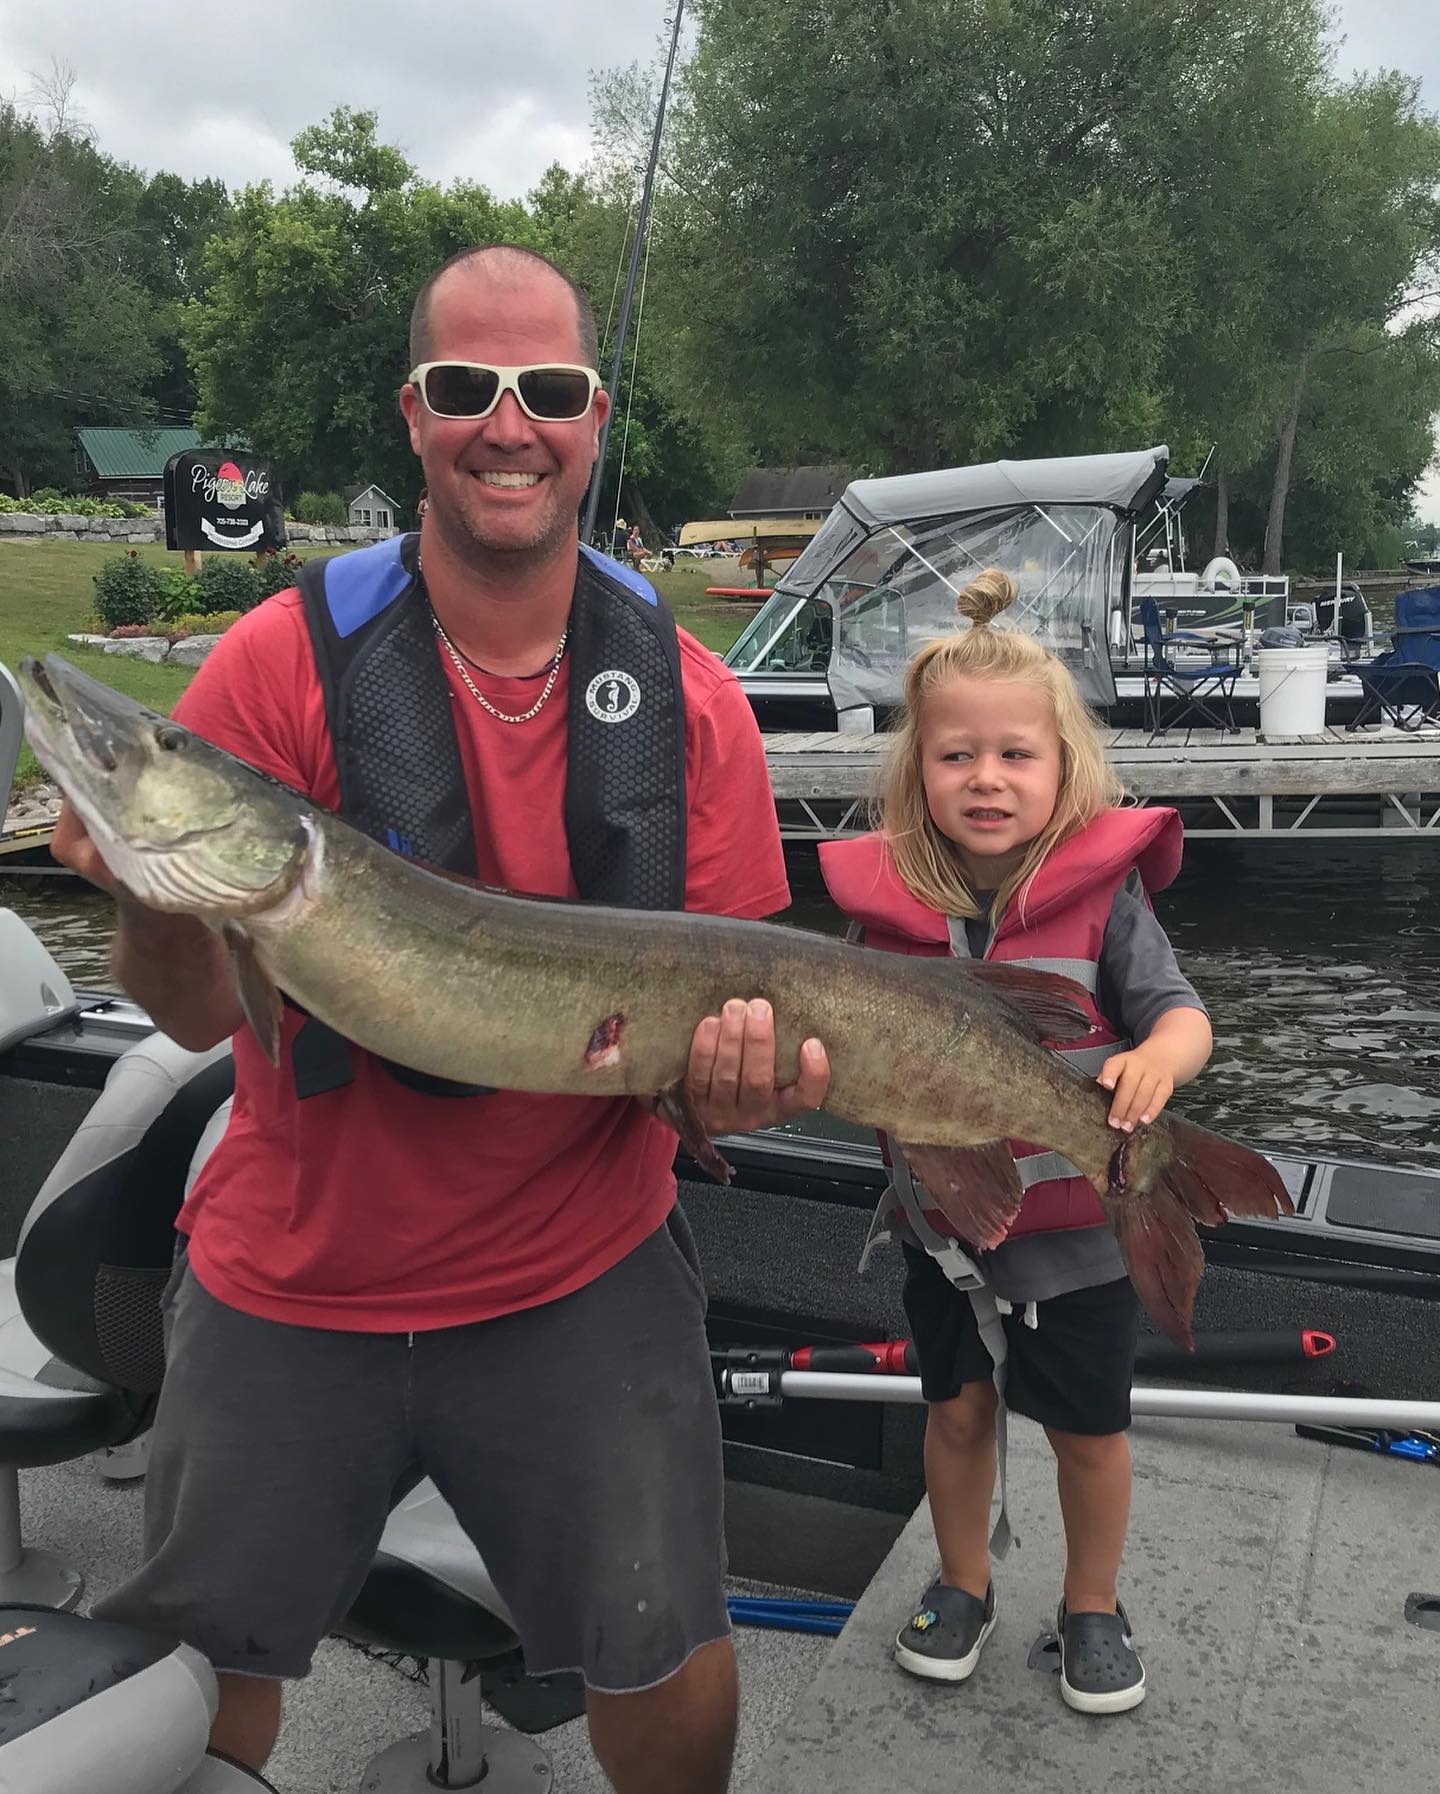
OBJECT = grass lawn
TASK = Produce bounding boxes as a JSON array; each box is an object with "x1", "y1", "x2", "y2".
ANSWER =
[{"x1": 0, "y1": 538, "x2": 764, "y2": 791}]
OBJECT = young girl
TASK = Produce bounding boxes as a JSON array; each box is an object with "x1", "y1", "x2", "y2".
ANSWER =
[{"x1": 819, "y1": 568, "x2": 1212, "y2": 1715}]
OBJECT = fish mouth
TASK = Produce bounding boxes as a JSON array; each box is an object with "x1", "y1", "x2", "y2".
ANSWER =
[{"x1": 22, "y1": 655, "x2": 134, "y2": 775}]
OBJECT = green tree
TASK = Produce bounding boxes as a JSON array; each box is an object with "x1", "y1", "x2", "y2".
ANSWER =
[
  {"x1": 132, "y1": 171, "x2": 235, "y2": 419},
  {"x1": 1239, "y1": 75, "x2": 1440, "y2": 571},
  {"x1": 598, "y1": 0, "x2": 1246, "y2": 474},
  {"x1": 186, "y1": 108, "x2": 533, "y2": 508},
  {"x1": 0, "y1": 99, "x2": 161, "y2": 494},
  {"x1": 527, "y1": 157, "x2": 746, "y2": 535}
]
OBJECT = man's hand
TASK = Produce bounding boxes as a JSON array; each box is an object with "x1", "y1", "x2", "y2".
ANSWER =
[
  {"x1": 50, "y1": 802, "x2": 119, "y2": 893},
  {"x1": 52, "y1": 801, "x2": 243, "y2": 1050},
  {"x1": 684, "y1": 998, "x2": 830, "y2": 1135}
]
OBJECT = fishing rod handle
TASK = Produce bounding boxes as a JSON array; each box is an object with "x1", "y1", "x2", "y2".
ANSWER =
[{"x1": 1135, "y1": 1328, "x2": 1335, "y2": 1369}]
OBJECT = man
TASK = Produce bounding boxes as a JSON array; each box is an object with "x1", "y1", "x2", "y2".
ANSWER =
[{"x1": 56, "y1": 243, "x2": 829, "y2": 1794}]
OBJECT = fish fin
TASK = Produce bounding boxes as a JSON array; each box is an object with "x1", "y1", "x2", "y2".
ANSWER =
[
  {"x1": 894, "y1": 1139, "x2": 1023, "y2": 1250},
  {"x1": 953, "y1": 962, "x2": 1093, "y2": 1042},
  {"x1": 1159, "y1": 1117, "x2": 1296, "y2": 1223},
  {"x1": 655, "y1": 1080, "x2": 733, "y2": 1186},
  {"x1": 223, "y1": 923, "x2": 283, "y2": 1068},
  {"x1": 1102, "y1": 1184, "x2": 1205, "y2": 1351},
  {"x1": 1100, "y1": 1120, "x2": 1294, "y2": 1349}
]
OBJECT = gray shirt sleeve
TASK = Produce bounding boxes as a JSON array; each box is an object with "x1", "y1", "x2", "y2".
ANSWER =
[{"x1": 1095, "y1": 871, "x2": 1207, "y2": 1043}]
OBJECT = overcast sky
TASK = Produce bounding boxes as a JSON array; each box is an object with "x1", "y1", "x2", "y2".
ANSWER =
[{"x1": 2, "y1": 0, "x2": 1436, "y2": 518}]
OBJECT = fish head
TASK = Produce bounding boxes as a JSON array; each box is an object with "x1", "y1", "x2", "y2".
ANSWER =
[{"x1": 19, "y1": 654, "x2": 312, "y2": 921}]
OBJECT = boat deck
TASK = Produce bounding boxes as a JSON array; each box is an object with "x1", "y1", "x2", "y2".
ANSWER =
[
  {"x1": 744, "y1": 1413, "x2": 1440, "y2": 1794},
  {"x1": 25, "y1": 1402, "x2": 1437, "y2": 1793},
  {"x1": 766, "y1": 722, "x2": 1440, "y2": 838}
]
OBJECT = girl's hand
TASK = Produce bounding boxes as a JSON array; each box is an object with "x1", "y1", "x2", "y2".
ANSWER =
[{"x1": 1097, "y1": 1046, "x2": 1175, "y2": 1132}]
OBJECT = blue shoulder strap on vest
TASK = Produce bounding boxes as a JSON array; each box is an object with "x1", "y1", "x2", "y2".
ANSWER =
[{"x1": 291, "y1": 536, "x2": 687, "y2": 1100}]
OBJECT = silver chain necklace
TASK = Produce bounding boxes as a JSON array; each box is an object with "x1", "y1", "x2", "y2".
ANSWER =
[{"x1": 420, "y1": 554, "x2": 568, "y2": 725}]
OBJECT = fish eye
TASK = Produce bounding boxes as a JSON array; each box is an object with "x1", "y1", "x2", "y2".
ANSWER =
[{"x1": 155, "y1": 726, "x2": 186, "y2": 753}]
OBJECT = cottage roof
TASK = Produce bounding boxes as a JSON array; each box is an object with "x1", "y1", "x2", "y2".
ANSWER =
[{"x1": 75, "y1": 427, "x2": 203, "y2": 479}]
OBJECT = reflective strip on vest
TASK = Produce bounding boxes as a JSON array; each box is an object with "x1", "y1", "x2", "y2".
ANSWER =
[
  {"x1": 1018, "y1": 955, "x2": 1099, "y2": 994},
  {"x1": 1015, "y1": 1149, "x2": 1083, "y2": 1189},
  {"x1": 1054, "y1": 1040, "x2": 1118, "y2": 1077},
  {"x1": 885, "y1": 1153, "x2": 1017, "y2": 1557}
]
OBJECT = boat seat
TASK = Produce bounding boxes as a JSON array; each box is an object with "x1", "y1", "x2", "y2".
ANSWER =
[
  {"x1": 0, "y1": 1602, "x2": 274, "y2": 1793},
  {"x1": 3, "y1": 1023, "x2": 554, "y2": 1791},
  {"x1": 341, "y1": 1479, "x2": 555, "y2": 1791},
  {"x1": 0, "y1": 1032, "x2": 234, "y2": 1607}
]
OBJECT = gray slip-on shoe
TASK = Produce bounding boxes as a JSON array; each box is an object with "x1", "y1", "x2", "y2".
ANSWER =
[
  {"x1": 1057, "y1": 1598, "x2": 1147, "y2": 1713},
  {"x1": 894, "y1": 1580, "x2": 997, "y2": 1683}
]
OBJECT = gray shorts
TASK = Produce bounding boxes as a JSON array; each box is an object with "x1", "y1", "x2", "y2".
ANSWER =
[{"x1": 91, "y1": 1209, "x2": 728, "y2": 1693}]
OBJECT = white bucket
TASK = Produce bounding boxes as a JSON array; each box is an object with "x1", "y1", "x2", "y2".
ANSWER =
[{"x1": 1256, "y1": 644, "x2": 1330, "y2": 736}]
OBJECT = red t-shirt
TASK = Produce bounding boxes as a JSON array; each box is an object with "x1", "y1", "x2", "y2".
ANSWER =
[{"x1": 171, "y1": 583, "x2": 788, "y2": 1331}]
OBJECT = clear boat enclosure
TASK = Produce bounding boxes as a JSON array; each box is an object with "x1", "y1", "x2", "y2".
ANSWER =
[{"x1": 724, "y1": 447, "x2": 1170, "y2": 715}]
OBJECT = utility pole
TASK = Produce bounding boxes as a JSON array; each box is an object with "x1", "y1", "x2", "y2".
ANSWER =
[{"x1": 582, "y1": 0, "x2": 685, "y2": 549}]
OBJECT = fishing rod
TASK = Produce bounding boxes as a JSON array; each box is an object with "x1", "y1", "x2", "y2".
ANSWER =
[
  {"x1": 712, "y1": 1352, "x2": 1440, "y2": 1433},
  {"x1": 712, "y1": 1326, "x2": 1336, "y2": 1390},
  {"x1": 581, "y1": 0, "x2": 685, "y2": 549}
]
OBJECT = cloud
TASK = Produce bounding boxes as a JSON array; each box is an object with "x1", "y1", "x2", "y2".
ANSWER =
[{"x1": 0, "y1": 0, "x2": 675, "y2": 196}]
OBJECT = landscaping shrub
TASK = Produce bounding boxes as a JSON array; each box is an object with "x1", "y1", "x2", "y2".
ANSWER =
[
  {"x1": 294, "y1": 490, "x2": 346, "y2": 527},
  {"x1": 193, "y1": 556, "x2": 261, "y2": 615},
  {"x1": 3, "y1": 492, "x2": 130, "y2": 518},
  {"x1": 154, "y1": 569, "x2": 201, "y2": 621},
  {"x1": 164, "y1": 610, "x2": 243, "y2": 641},
  {"x1": 93, "y1": 551, "x2": 164, "y2": 629},
  {"x1": 257, "y1": 551, "x2": 305, "y2": 599}
]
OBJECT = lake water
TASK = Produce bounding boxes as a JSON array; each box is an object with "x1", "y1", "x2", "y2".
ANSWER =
[{"x1": 5, "y1": 837, "x2": 1440, "y2": 1170}]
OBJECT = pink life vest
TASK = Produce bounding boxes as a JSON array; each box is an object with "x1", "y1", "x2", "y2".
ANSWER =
[{"x1": 818, "y1": 807, "x2": 1184, "y2": 1245}]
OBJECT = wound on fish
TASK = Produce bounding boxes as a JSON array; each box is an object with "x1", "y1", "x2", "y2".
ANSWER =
[{"x1": 585, "y1": 1012, "x2": 626, "y2": 1070}]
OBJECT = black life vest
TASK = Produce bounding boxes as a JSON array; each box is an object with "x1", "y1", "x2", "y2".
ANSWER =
[{"x1": 290, "y1": 533, "x2": 687, "y2": 1099}]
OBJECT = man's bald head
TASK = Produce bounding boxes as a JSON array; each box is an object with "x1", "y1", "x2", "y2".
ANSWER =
[{"x1": 408, "y1": 244, "x2": 599, "y2": 371}]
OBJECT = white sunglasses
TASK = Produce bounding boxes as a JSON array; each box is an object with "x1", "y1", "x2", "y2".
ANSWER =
[{"x1": 408, "y1": 361, "x2": 600, "y2": 422}]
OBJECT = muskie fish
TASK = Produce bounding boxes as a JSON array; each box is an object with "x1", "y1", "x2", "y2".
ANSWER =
[{"x1": 19, "y1": 654, "x2": 1293, "y2": 1347}]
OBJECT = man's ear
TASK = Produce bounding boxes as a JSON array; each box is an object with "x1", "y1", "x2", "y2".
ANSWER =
[
  {"x1": 590, "y1": 386, "x2": 611, "y2": 460},
  {"x1": 399, "y1": 382, "x2": 424, "y2": 455}
]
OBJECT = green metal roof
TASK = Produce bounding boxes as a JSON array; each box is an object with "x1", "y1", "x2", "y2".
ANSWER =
[{"x1": 75, "y1": 427, "x2": 203, "y2": 479}]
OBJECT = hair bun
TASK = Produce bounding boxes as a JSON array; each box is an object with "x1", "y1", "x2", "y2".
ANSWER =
[{"x1": 957, "y1": 568, "x2": 1017, "y2": 627}]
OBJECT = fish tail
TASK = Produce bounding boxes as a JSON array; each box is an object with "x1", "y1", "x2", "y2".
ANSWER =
[
  {"x1": 1153, "y1": 1117, "x2": 1295, "y2": 1225},
  {"x1": 1100, "y1": 1120, "x2": 1294, "y2": 1350}
]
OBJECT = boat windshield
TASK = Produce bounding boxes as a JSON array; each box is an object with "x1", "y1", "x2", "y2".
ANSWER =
[
  {"x1": 823, "y1": 502, "x2": 1124, "y2": 711},
  {"x1": 725, "y1": 592, "x2": 833, "y2": 673}
]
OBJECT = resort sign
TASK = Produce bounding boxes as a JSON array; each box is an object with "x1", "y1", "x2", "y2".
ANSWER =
[{"x1": 163, "y1": 450, "x2": 286, "y2": 554}]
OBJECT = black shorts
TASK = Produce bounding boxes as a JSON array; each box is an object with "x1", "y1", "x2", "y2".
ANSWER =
[
  {"x1": 92, "y1": 1209, "x2": 728, "y2": 1692},
  {"x1": 901, "y1": 1244, "x2": 1140, "y2": 1435}
]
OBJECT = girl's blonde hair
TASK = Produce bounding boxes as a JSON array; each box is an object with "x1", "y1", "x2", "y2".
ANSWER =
[{"x1": 879, "y1": 567, "x2": 1124, "y2": 921}]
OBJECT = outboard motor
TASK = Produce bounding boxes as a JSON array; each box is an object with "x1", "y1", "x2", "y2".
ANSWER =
[{"x1": 1315, "y1": 583, "x2": 1373, "y2": 661}]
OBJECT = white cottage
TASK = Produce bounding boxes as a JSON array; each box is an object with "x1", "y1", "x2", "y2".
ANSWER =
[{"x1": 343, "y1": 483, "x2": 401, "y2": 532}]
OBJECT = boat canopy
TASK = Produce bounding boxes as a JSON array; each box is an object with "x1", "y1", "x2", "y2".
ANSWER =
[{"x1": 726, "y1": 446, "x2": 1170, "y2": 713}]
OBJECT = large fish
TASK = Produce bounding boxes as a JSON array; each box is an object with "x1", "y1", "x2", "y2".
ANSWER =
[{"x1": 18, "y1": 654, "x2": 1292, "y2": 1347}]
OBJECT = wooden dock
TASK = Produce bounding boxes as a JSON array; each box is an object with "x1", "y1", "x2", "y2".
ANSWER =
[{"x1": 765, "y1": 724, "x2": 1440, "y2": 839}]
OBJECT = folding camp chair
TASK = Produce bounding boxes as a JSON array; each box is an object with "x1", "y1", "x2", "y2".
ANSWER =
[
  {"x1": 1347, "y1": 584, "x2": 1440, "y2": 732},
  {"x1": 1139, "y1": 598, "x2": 1239, "y2": 734}
]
